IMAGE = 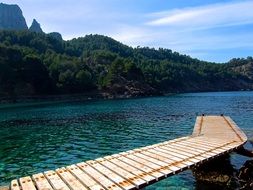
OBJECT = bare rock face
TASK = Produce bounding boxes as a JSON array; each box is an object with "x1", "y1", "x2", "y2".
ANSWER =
[
  {"x1": 29, "y1": 19, "x2": 43, "y2": 33},
  {"x1": 0, "y1": 3, "x2": 28, "y2": 30},
  {"x1": 102, "y1": 76, "x2": 159, "y2": 99}
]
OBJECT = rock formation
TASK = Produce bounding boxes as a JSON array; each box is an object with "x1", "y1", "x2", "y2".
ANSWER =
[
  {"x1": 29, "y1": 19, "x2": 43, "y2": 33},
  {"x1": 0, "y1": 3, "x2": 28, "y2": 30}
]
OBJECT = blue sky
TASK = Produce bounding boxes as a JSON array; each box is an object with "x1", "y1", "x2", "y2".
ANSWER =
[{"x1": 3, "y1": 0, "x2": 253, "y2": 62}]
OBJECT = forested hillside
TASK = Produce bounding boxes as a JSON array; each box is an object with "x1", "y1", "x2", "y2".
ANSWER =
[{"x1": 0, "y1": 30, "x2": 252, "y2": 99}]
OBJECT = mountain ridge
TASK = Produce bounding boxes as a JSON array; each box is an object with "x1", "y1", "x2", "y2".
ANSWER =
[
  {"x1": 0, "y1": 3, "x2": 47, "y2": 34},
  {"x1": 0, "y1": 3, "x2": 252, "y2": 100}
]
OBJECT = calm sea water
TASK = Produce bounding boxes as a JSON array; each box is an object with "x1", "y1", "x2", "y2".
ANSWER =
[{"x1": 0, "y1": 91, "x2": 253, "y2": 189}]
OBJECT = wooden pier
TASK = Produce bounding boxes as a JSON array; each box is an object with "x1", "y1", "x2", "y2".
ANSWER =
[{"x1": 9, "y1": 115, "x2": 247, "y2": 190}]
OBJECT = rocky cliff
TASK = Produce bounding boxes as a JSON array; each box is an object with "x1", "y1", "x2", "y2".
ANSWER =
[{"x1": 0, "y1": 3, "x2": 28, "y2": 30}]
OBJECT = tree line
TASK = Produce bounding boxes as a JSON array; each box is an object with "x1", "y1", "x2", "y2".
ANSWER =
[{"x1": 0, "y1": 30, "x2": 252, "y2": 98}]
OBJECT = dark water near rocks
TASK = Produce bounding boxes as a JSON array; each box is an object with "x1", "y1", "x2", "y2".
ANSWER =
[{"x1": 0, "y1": 91, "x2": 253, "y2": 189}]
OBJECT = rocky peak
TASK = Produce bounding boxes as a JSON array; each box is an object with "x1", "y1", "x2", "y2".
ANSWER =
[
  {"x1": 0, "y1": 3, "x2": 28, "y2": 30},
  {"x1": 29, "y1": 19, "x2": 43, "y2": 33}
]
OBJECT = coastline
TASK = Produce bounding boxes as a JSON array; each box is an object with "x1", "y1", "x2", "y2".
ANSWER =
[{"x1": 0, "y1": 89, "x2": 252, "y2": 105}]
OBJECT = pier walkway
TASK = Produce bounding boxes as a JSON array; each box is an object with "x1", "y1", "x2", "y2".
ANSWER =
[{"x1": 10, "y1": 115, "x2": 247, "y2": 190}]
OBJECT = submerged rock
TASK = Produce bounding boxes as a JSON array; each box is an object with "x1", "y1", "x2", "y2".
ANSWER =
[
  {"x1": 238, "y1": 160, "x2": 253, "y2": 189},
  {"x1": 192, "y1": 155, "x2": 253, "y2": 190}
]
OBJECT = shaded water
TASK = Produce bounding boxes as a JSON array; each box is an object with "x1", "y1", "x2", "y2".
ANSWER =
[{"x1": 0, "y1": 91, "x2": 253, "y2": 189}]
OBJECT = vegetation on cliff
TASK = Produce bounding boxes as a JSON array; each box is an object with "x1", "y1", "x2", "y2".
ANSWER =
[{"x1": 0, "y1": 30, "x2": 252, "y2": 98}]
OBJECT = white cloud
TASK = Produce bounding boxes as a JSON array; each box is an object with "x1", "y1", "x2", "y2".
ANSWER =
[
  {"x1": 110, "y1": 25, "x2": 157, "y2": 47},
  {"x1": 147, "y1": 1, "x2": 253, "y2": 30}
]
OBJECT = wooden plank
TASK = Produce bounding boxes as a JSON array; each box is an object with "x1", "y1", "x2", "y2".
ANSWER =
[
  {"x1": 146, "y1": 148, "x2": 199, "y2": 169},
  {"x1": 66, "y1": 165, "x2": 105, "y2": 190},
  {"x1": 145, "y1": 147, "x2": 184, "y2": 162},
  {"x1": 114, "y1": 154, "x2": 164, "y2": 180},
  {"x1": 104, "y1": 155, "x2": 156, "y2": 183},
  {"x1": 96, "y1": 157, "x2": 146, "y2": 188},
  {"x1": 162, "y1": 144, "x2": 209, "y2": 159},
  {"x1": 159, "y1": 136, "x2": 190, "y2": 145},
  {"x1": 186, "y1": 137, "x2": 230, "y2": 147},
  {"x1": 147, "y1": 137, "x2": 190, "y2": 150},
  {"x1": 87, "y1": 160, "x2": 136, "y2": 190},
  {"x1": 182, "y1": 140, "x2": 233, "y2": 153},
  {"x1": 182, "y1": 142, "x2": 226, "y2": 156},
  {"x1": 143, "y1": 136, "x2": 191, "y2": 150},
  {"x1": 127, "y1": 136, "x2": 191, "y2": 157},
  {"x1": 19, "y1": 176, "x2": 36, "y2": 190},
  {"x1": 151, "y1": 146, "x2": 204, "y2": 166},
  {"x1": 180, "y1": 140, "x2": 225, "y2": 152},
  {"x1": 32, "y1": 173, "x2": 53, "y2": 190},
  {"x1": 77, "y1": 162, "x2": 122, "y2": 190},
  {"x1": 180, "y1": 139, "x2": 229, "y2": 151},
  {"x1": 10, "y1": 180, "x2": 20, "y2": 190},
  {"x1": 128, "y1": 150, "x2": 183, "y2": 173},
  {"x1": 165, "y1": 141, "x2": 212, "y2": 157},
  {"x1": 130, "y1": 150, "x2": 172, "y2": 166},
  {"x1": 155, "y1": 146, "x2": 193, "y2": 162},
  {"x1": 148, "y1": 147, "x2": 204, "y2": 165},
  {"x1": 56, "y1": 167, "x2": 88, "y2": 190},
  {"x1": 194, "y1": 136, "x2": 235, "y2": 145},
  {"x1": 44, "y1": 170, "x2": 70, "y2": 190},
  {"x1": 138, "y1": 141, "x2": 204, "y2": 162},
  {"x1": 184, "y1": 140, "x2": 240, "y2": 156},
  {"x1": 198, "y1": 138, "x2": 239, "y2": 148},
  {"x1": 139, "y1": 146, "x2": 187, "y2": 168},
  {"x1": 177, "y1": 142, "x2": 218, "y2": 156},
  {"x1": 145, "y1": 136, "x2": 226, "y2": 161},
  {"x1": 167, "y1": 141, "x2": 214, "y2": 158},
  {"x1": 149, "y1": 146, "x2": 188, "y2": 162},
  {"x1": 134, "y1": 141, "x2": 200, "y2": 168},
  {"x1": 124, "y1": 152, "x2": 174, "y2": 174}
]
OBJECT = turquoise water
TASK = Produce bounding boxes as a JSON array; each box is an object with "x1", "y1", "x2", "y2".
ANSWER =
[{"x1": 0, "y1": 91, "x2": 253, "y2": 189}]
